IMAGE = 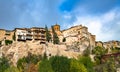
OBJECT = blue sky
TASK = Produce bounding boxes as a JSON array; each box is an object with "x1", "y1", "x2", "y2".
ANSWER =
[{"x1": 0, "y1": 0, "x2": 120, "y2": 41}]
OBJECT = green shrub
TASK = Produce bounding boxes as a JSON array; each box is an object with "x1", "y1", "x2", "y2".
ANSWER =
[
  {"x1": 50, "y1": 56, "x2": 70, "y2": 72},
  {"x1": 17, "y1": 53, "x2": 42, "y2": 71},
  {"x1": 79, "y1": 56, "x2": 95, "y2": 72},
  {"x1": 5, "y1": 66, "x2": 20, "y2": 72},
  {"x1": 94, "y1": 58, "x2": 117, "y2": 72},
  {"x1": 5, "y1": 40, "x2": 13, "y2": 45},
  {"x1": 70, "y1": 59, "x2": 87, "y2": 72},
  {"x1": 39, "y1": 59, "x2": 53, "y2": 72},
  {"x1": 92, "y1": 46, "x2": 108, "y2": 65},
  {"x1": 111, "y1": 47, "x2": 120, "y2": 53}
]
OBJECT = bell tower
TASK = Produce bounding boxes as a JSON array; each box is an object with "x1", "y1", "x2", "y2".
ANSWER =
[{"x1": 53, "y1": 23, "x2": 60, "y2": 31}]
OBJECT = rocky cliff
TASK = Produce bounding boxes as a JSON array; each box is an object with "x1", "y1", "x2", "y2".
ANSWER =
[
  {"x1": 0, "y1": 25, "x2": 120, "y2": 65},
  {"x1": 0, "y1": 41, "x2": 81, "y2": 65}
]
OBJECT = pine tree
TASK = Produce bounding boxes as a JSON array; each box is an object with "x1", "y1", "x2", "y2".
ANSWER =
[
  {"x1": 45, "y1": 25, "x2": 51, "y2": 42},
  {"x1": 51, "y1": 26, "x2": 59, "y2": 44}
]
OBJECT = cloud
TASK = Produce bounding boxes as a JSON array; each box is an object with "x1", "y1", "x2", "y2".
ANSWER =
[
  {"x1": 69, "y1": 8, "x2": 120, "y2": 41},
  {"x1": 0, "y1": 0, "x2": 65, "y2": 30},
  {"x1": 18, "y1": 0, "x2": 66, "y2": 28}
]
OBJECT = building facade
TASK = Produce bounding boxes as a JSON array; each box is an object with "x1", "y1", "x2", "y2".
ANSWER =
[
  {"x1": 15, "y1": 27, "x2": 46, "y2": 44},
  {"x1": 0, "y1": 29, "x2": 14, "y2": 41},
  {"x1": 31, "y1": 27, "x2": 46, "y2": 44},
  {"x1": 15, "y1": 28, "x2": 27, "y2": 41}
]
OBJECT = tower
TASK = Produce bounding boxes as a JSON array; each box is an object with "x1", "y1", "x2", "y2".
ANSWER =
[{"x1": 53, "y1": 23, "x2": 60, "y2": 31}]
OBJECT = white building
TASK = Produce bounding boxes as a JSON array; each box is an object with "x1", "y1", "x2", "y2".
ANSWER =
[{"x1": 15, "y1": 28, "x2": 27, "y2": 41}]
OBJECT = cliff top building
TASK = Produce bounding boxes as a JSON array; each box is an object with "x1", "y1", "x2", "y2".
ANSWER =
[
  {"x1": 15, "y1": 27, "x2": 46, "y2": 44},
  {"x1": 0, "y1": 24, "x2": 96, "y2": 46}
]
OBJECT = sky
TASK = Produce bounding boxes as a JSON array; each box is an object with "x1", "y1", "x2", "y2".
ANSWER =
[{"x1": 0, "y1": 0, "x2": 120, "y2": 41}]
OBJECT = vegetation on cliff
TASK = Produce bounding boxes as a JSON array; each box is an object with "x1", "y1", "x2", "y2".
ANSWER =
[
  {"x1": 0, "y1": 57, "x2": 10, "y2": 72},
  {"x1": 5, "y1": 40, "x2": 13, "y2": 45},
  {"x1": 0, "y1": 53, "x2": 95, "y2": 72},
  {"x1": 0, "y1": 45, "x2": 119, "y2": 72}
]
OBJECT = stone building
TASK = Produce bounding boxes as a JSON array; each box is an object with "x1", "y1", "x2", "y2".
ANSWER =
[
  {"x1": 0, "y1": 29, "x2": 14, "y2": 41},
  {"x1": 50, "y1": 24, "x2": 96, "y2": 54},
  {"x1": 53, "y1": 24, "x2": 60, "y2": 31},
  {"x1": 61, "y1": 25, "x2": 96, "y2": 46}
]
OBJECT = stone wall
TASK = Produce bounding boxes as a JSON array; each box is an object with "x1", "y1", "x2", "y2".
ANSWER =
[{"x1": 0, "y1": 29, "x2": 6, "y2": 41}]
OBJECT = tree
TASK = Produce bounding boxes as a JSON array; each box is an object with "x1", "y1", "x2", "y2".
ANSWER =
[
  {"x1": 79, "y1": 56, "x2": 95, "y2": 72},
  {"x1": 69, "y1": 59, "x2": 87, "y2": 72},
  {"x1": 17, "y1": 57, "x2": 26, "y2": 71},
  {"x1": 50, "y1": 56, "x2": 70, "y2": 72},
  {"x1": 45, "y1": 25, "x2": 51, "y2": 42},
  {"x1": 0, "y1": 57, "x2": 10, "y2": 72},
  {"x1": 39, "y1": 59, "x2": 53, "y2": 72},
  {"x1": 51, "y1": 26, "x2": 59, "y2": 44}
]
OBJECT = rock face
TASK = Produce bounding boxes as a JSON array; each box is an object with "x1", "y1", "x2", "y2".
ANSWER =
[
  {"x1": 0, "y1": 41, "x2": 80, "y2": 65},
  {"x1": 1, "y1": 24, "x2": 120, "y2": 65},
  {"x1": 1, "y1": 41, "x2": 45, "y2": 65},
  {"x1": 45, "y1": 43, "x2": 80, "y2": 59}
]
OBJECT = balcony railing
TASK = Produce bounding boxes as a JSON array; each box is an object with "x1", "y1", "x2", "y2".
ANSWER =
[{"x1": 26, "y1": 33, "x2": 33, "y2": 36}]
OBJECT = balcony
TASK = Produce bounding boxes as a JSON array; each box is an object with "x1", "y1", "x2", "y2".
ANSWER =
[
  {"x1": 17, "y1": 35, "x2": 26, "y2": 41},
  {"x1": 26, "y1": 36, "x2": 32, "y2": 40},
  {"x1": 34, "y1": 37, "x2": 41, "y2": 40}
]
